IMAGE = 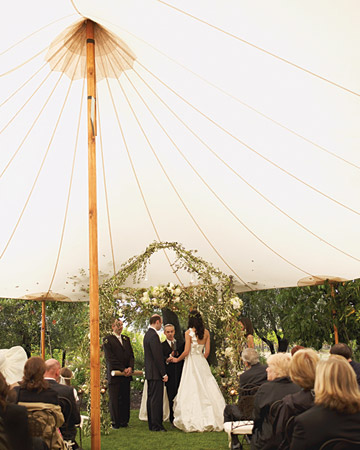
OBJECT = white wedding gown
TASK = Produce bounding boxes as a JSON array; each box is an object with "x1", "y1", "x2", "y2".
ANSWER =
[{"x1": 173, "y1": 329, "x2": 226, "y2": 432}]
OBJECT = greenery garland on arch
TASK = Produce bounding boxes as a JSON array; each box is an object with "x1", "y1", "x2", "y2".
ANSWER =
[{"x1": 99, "y1": 241, "x2": 246, "y2": 397}]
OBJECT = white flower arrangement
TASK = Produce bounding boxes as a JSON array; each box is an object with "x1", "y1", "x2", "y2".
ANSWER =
[
  {"x1": 140, "y1": 283, "x2": 183, "y2": 310},
  {"x1": 230, "y1": 296, "x2": 243, "y2": 310}
]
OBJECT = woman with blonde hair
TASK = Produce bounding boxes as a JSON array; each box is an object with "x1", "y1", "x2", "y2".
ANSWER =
[
  {"x1": 290, "y1": 355, "x2": 360, "y2": 449},
  {"x1": 251, "y1": 353, "x2": 300, "y2": 450},
  {"x1": 273, "y1": 349, "x2": 319, "y2": 449}
]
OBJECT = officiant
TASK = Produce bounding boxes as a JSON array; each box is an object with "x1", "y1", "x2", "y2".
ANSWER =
[{"x1": 162, "y1": 324, "x2": 184, "y2": 424}]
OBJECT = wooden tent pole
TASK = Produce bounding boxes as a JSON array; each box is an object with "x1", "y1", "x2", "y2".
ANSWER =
[
  {"x1": 41, "y1": 300, "x2": 46, "y2": 359},
  {"x1": 86, "y1": 19, "x2": 101, "y2": 450},
  {"x1": 330, "y1": 283, "x2": 339, "y2": 344}
]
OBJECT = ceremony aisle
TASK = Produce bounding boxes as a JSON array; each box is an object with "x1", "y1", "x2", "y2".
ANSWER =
[{"x1": 81, "y1": 410, "x2": 235, "y2": 450}]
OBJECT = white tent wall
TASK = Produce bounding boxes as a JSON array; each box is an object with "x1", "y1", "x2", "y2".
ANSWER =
[{"x1": 1, "y1": 0, "x2": 360, "y2": 302}]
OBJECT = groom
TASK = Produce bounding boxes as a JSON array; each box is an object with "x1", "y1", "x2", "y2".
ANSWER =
[{"x1": 143, "y1": 314, "x2": 168, "y2": 431}]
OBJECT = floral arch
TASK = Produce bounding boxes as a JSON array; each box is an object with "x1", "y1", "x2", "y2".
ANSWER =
[{"x1": 99, "y1": 241, "x2": 246, "y2": 398}]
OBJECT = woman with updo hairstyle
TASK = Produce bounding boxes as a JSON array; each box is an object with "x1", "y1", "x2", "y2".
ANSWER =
[
  {"x1": 251, "y1": 353, "x2": 301, "y2": 450},
  {"x1": 290, "y1": 355, "x2": 360, "y2": 449},
  {"x1": 273, "y1": 349, "x2": 319, "y2": 449},
  {"x1": 170, "y1": 310, "x2": 226, "y2": 432}
]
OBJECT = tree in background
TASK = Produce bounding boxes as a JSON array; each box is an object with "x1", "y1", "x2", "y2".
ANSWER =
[
  {"x1": 241, "y1": 280, "x2": 360, "y2": 353},
  {"x1": 0, "y1": 298, "x2": 89, "y2": 361}
]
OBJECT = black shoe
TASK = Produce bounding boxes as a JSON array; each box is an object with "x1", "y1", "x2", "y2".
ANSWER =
[
  {"x1": 119, "y1": 423, "x2": 128, "y2": 428},
  {"x1": 112, "y1": 425, "x2": 120, "y2": 430},
  {"x1": 231, "y1": 443, "x2": 241, "y2": 450}
]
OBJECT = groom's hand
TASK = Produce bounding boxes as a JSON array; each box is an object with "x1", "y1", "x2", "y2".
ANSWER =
[
  {"x1": 124, "y1": 367, "x2": 132, "y2": 376},
  {"x1": 162, "y1": 375, "x2": 168, "y2": 382}
]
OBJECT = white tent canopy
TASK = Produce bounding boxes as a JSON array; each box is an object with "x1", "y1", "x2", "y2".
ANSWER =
[{"x1": 1, "y1": 0, "x2": 360, "y2": 301}]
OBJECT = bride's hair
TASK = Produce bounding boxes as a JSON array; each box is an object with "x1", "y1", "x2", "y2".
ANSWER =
[{"x1": 188, "y1": 310, "x2": 205, "y2": 340}]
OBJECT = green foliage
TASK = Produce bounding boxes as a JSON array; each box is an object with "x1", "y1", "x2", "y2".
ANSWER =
[
  {"x1": 242, "y1": 280, "x2": 360, "y2": 352},
  {"x1": 0, "y1": 299, "x2": 89, "y2": 357}
]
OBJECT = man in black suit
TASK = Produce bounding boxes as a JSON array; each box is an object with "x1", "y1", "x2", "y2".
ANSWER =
[
  {"x1": 44, "y1": 359, "x2": 81, "y2": 447},
  {"x1": 143, "y1": 314, "x2": 168, "y2": 432},
  {"x1": 224, "y1": 348, "x2": 267, "y2": 450},
  {"x1": 162, "y1": 323, "x2": 184, "y2": 424},
  {"x1": 103, "y1": 318, "x2": 134, "y2": 429}
]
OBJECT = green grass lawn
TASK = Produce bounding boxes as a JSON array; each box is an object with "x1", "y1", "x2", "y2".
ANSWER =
[{"x1": 80, "y1": 410, "x2": 233, "y2": 449}]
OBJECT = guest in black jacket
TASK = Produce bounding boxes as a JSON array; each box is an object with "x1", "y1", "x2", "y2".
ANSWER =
[
  {"x1": 273, "y1": 348, "x2": 319, "y2": 449},
  {"x1": 103, "y1": 318, "x2": 135, "y2": 429},
  {"x1": 290, "y1": 355, "x2": 360, "y2": 449},
  {"x1": 224, "y1": 348, "x2": 268, "y2": 450},
  {"x1": 44, "y1": 359, "x2": 81, "y2": 446},
  {"x1": 251, "y1": 353, "x2": 300, "y2": 450},
  {"x1": 0, "y1": 371, "x2": 34, "y2": 450},
  {"x1": 13, "y1": 357, "x2": 59, "y2": 405}
]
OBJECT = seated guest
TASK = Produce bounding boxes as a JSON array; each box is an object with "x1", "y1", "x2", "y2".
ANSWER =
[
  {"x1": 224, "y1": 348, "x2": 268, "y2": 449},
  {"x1": 12, "y1": 357, "x2": 65, "y2": 449},
  {"x1": 0, "y1": 371, "x2": 34, "y2": 450},
  {"x1": 290, "y1": 355, "x2": 360, "y2": 449},
  {"x1": 13, "y1": 357, "x2": 59, "y2": 405},
  {"x1": 60, "y1": 367, "x2": 80, "y2": 407},
  {"x1": 45, "y1": 360, "x2": 81, "y2": 448},
  {"x1": 273, "y1": 349, "x2": 319, "y2": 449},
  {"x1": 330, "y1": 342, "x2": 360, "y2": 387},
  {"x1": 239, "y1": 348, "x2": 268, "y2": 387},
  {"x1": 251, "y1": 353, "x2": 300, "y2": 450}
]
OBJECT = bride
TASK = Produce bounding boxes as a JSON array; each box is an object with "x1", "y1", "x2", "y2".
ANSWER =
[{"x1": 170, "y1": 310, "x2": 225, "y2": 432}]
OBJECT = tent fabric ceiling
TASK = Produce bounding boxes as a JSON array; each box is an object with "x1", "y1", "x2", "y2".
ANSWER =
[{"x1": 1, "y1": 0, "x2": 360, "y2": 301}]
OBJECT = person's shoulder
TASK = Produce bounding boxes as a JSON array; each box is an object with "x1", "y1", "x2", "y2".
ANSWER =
[
  {"x1": 121, "y1": 334, "x2": 131, "y2": 344},
  {"x1": 103, "y1": 334, "x2": 114, "y2": 344},
  {"x1": 204, "y1": 329, "x2": 210, "y2": 337},
  {"x1": 52, "y1": 381, "x2": 72, "y2": 395}
]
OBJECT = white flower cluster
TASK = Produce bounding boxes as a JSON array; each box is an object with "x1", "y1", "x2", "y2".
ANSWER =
[
  {"x1": 139, "y1": 283, "x2": 182, "y2": 308},
  {"x1": 230, "y1": 296, "x2": 243, "y2": 310}
]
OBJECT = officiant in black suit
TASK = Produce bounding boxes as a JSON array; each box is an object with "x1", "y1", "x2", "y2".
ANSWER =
[
  {"x1": 103, "y1": 318, "x2": 134, "y2": 429},
  {"x1": 162, "y1": 323, "x2": 184, "y2": 424},
  {"x1": 143, "y1": 314, "x2": 168, "y2": 431}
]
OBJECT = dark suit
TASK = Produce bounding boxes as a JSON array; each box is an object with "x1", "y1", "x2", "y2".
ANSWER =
[
  {"x1": 45, "y1": 379, "x2": 80, "y2": 442},
  {"x1": 290, "y1": 404, "x2": 360, "y2": 449},
  {"x1": 143, "y1": 327, "x2": 167, "y2": 431},
  {"x1": 103, "y1": 333, "x2": 134, "y2": 427},
  {"x1": 240, "y1": 363, "x2": 268, "y2": 388},
  {"x1": 162, "y1": 340, "x2": 184, "y2": 423}
]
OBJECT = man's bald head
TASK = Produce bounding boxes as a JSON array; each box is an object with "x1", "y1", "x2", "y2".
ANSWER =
[{"x1": 45, "y1": 358, "x2": 61, "y2": 381}]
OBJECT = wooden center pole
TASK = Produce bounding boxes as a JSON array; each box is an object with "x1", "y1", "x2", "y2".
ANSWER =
[
  {"x1": 86, "y1": 19, "x2": 101, "y2": 450},
  {"x1": 330, "y1": 283, "x2": 339, "y2": 344},
  {"x1": 41, "y1": 300, "x2": 46, "y2": 359}
]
